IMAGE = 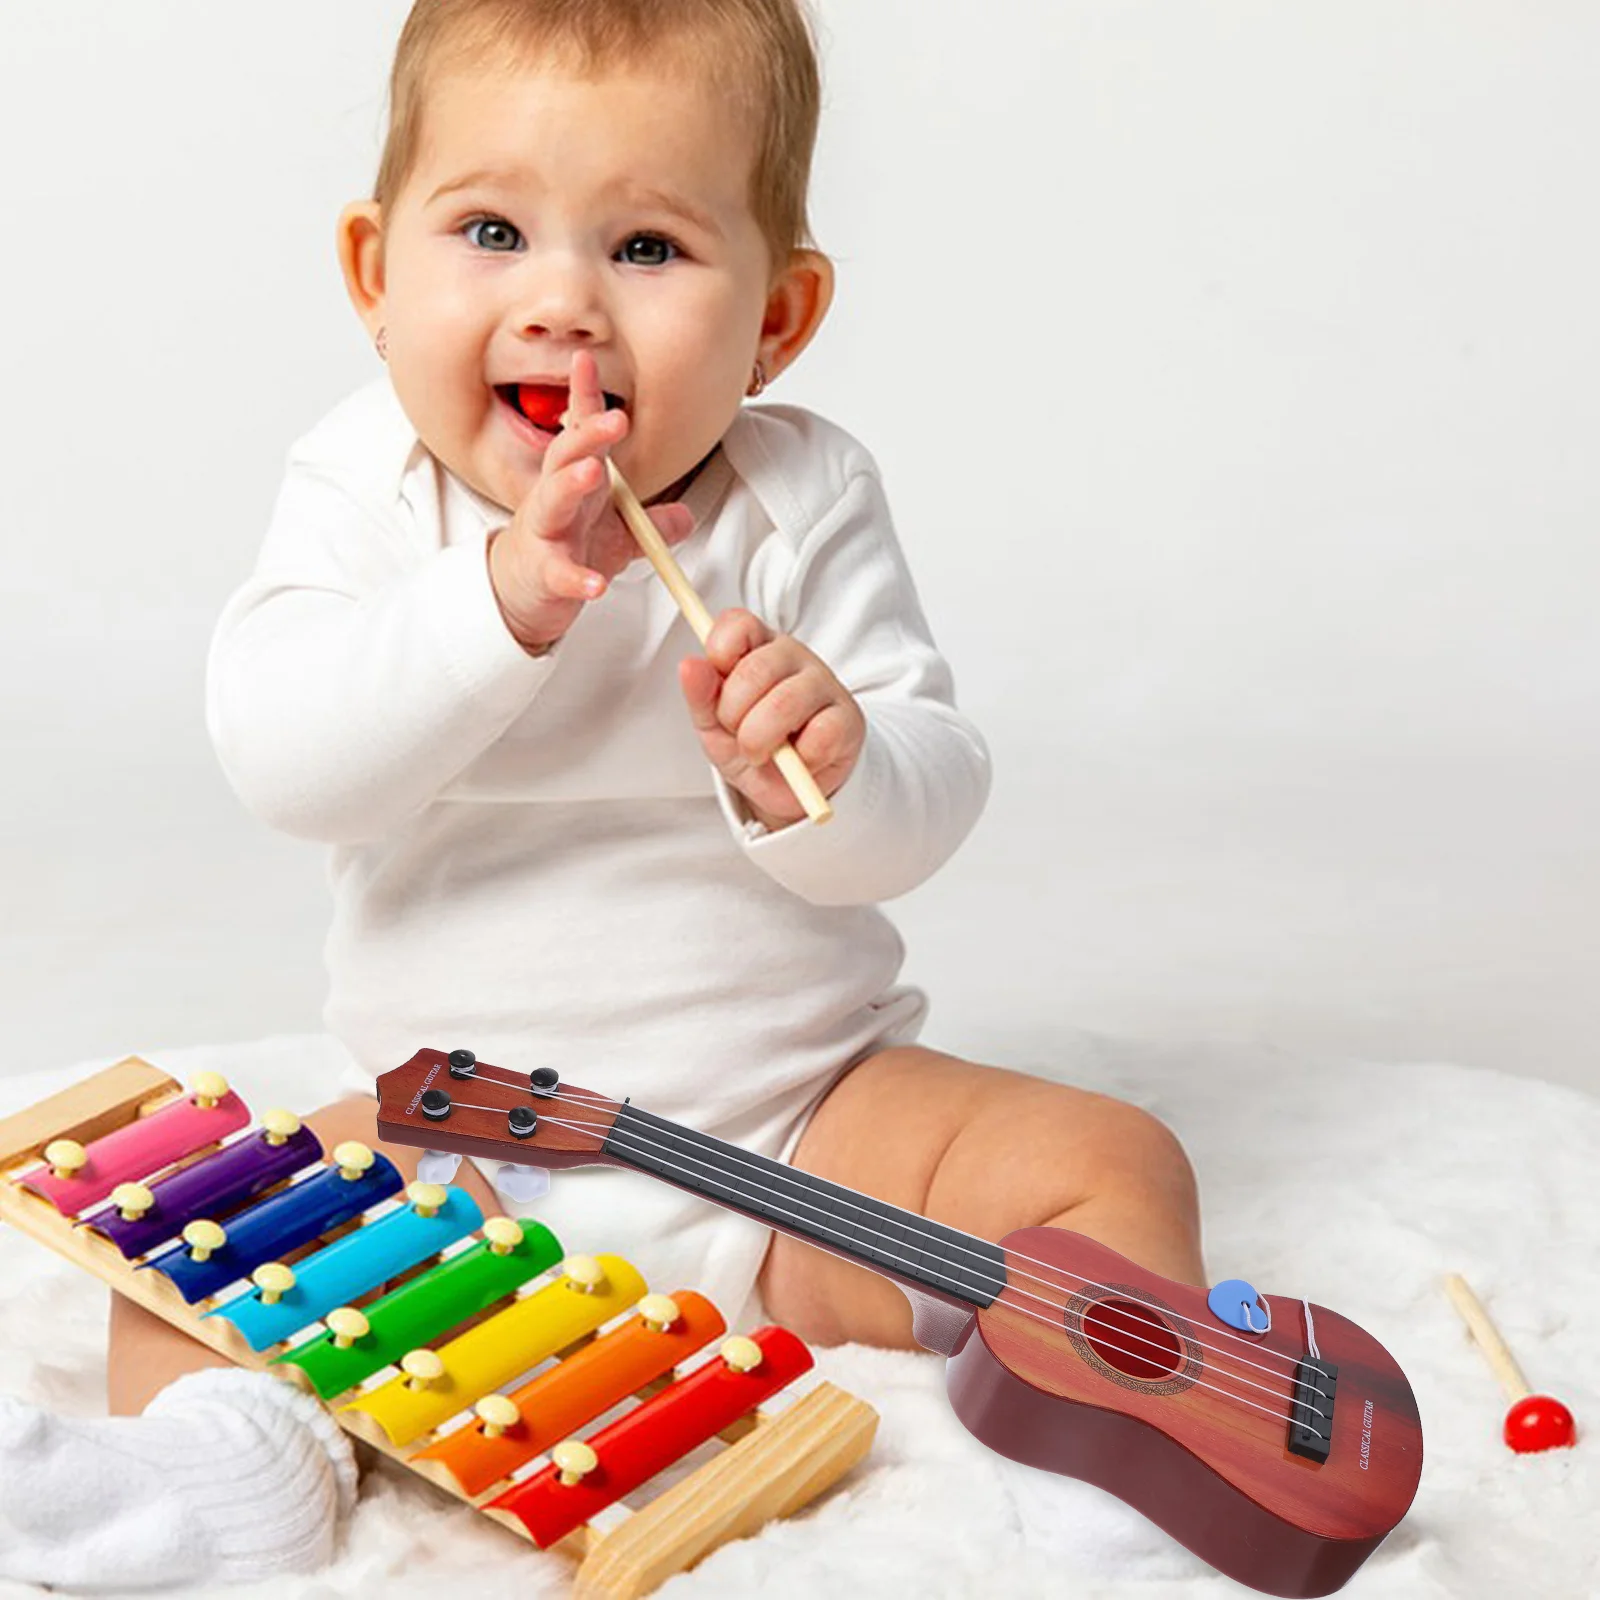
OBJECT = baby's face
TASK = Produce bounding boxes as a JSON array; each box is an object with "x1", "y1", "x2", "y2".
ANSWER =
[{"x1": 370, "y1": 62, "x2": 780, "y2": 510}]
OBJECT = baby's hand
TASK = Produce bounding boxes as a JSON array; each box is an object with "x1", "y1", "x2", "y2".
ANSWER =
[
  {"x1": 488, "y1": 350, "x2": 694, "y2": 655},
  {"x1": 679, "y1": 610, "x2": 866, "y2": 829}
]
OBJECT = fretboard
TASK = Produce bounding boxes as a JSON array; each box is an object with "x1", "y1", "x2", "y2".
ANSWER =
[{"x1": 601, "y1": 1104, "x2": 1005, "y2": 1309}]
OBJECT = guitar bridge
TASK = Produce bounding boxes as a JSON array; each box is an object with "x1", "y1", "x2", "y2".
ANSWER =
[{"x1": 1287, "y1": 1358, "x2": 1338, "y2": 1463}]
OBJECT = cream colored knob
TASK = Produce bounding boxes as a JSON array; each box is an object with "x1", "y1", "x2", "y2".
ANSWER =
[
  {"x1": 183, "y1": 1219, "x2": 227, "y2": 1262},
  {"x1": 333, "y1": 1141, "x2": 375, "y2": 1181},
  {"x1": 260, "y1": 1109, "x2": 301, "y2": 1146},
  {"x1": 43, "y1": 1139, "x2": 87, "y2": 1179},
  {"x1": 720, "y1": 1335, "x2": 763, "y2": 1374},
  {"x1": 326, "y1": 1307, "x2": 369, "y2": 1349},
  {"x1": 407, "y1": 1181, "x2": 447, "y2": 1218},
  {"x1": 552, "y1": 1439, "x2": 598, "y2": 1486},
  {"x1": 482, "y1": 1217, "x2": 522, "y2": 1255},
  {"x1": 111, "y1": 1181, "x2": 155, "y2": 1222},
  {"x1": 401, "y1": 1348, "x2": 446, "y2": 1391},
  {"x1": 476, "y1": 1394, "x2": 521, "y2": 1438},
  {"x1": 252, "y1": 1262, "x2": 296, "y2": 1305},
  {"x1": 562, "y1": 1255, "x2": 605, "y2": 1293},
  {"x1": 638, "y1": 1294, "x2": 681, "y2": 1333},
  {"x1": 192, "y1": 1072, "x2": 230, "y2": 1109}
]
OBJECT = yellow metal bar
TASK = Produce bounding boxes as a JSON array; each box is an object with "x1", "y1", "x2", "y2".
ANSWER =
[{"x1": 341, "y1": 1254, "x2": 646, "y2": 1447}]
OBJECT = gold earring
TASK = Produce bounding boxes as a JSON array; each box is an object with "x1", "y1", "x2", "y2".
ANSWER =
[
  {"x1": 746, "y1": 358, "x2": 767, "y2": 398},
  {"x1": 375, "y1": 327, "x2": 388, "y2": 361}
]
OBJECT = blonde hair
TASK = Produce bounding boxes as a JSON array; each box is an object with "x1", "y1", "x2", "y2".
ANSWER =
[{"x1": 374, "y1": 0, "x2": 822, "y2": 265}]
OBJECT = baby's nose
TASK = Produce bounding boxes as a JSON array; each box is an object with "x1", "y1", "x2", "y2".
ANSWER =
[{"x1": 511, "y1": 254, "x2": 610, "y2": 343}]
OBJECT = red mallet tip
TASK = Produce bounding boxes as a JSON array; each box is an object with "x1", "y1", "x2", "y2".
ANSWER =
[
  {"x1": 516, "y1": 384, "x2": 569, "y2": 431},
  {"x1": 1504, "y1": 1394, "x2": 1577, "y2": 1454}
]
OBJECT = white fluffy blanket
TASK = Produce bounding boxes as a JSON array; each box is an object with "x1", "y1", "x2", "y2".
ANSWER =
[{"x1": 0, "y1": 1034, "x2": 1594, "y2": 1600}]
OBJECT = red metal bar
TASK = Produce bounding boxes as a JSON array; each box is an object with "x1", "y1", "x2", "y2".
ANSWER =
[{"x1": 487, "y1": 1324, "x2": 812, "y2": 1547}]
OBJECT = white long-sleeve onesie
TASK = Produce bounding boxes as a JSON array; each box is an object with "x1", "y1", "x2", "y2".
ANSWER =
[{"x1": 208, "y1": 379, "x2": 990, "y2": 1321}]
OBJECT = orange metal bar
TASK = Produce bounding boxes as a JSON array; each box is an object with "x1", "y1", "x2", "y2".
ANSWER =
[{"x1": 413, "y1": 1290, "x2": 725, "y2": 1497}]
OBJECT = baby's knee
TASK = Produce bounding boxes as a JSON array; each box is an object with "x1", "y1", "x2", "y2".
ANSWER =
[
  {"x1": 305, "y1": 1093, "x2": 382, "y2": 1150},
  {"x1": 1056, "y1": 1091, "x2": 1198, "y2": 1214},
  {"x1": 1103, "y1": 1099, "x2": 1198, "y2": 1211}
]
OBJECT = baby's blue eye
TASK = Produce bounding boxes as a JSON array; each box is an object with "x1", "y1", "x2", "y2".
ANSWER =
[
  {"x1": 617, "y1": 234, "x2": 678, "y2": 267},
  {"x1": 466, "y1": 217, "x2": 522, "y2": 252}
]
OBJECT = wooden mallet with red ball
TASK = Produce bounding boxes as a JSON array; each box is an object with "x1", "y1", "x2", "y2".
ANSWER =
[{"x1": 1444, "y1": 1273, "x2": 1577, "y2": 1453}]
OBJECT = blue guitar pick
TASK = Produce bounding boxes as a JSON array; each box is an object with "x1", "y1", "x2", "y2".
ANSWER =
[{"x1": 1208, "y1": 1277, "x2": 1271, "y2": 1334}]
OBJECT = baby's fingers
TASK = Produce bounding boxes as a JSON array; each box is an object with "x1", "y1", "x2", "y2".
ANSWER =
[
  {"x1": 526, "y1": 459, "x2": 592, "y2": 534},
  {"x1": 593, "y1": 500, "x2": 694, "y2": 577},
  {"x1": 679, "y1": 657, "x2": 741, "y2": 759},
  {"x1": 703, "y1": 609, "x2": 774, "y2": 675},
  {"x1": 566, "y1": 349, "x2": 607, "y2": 426},
  {"x1": 545, "y1": 405, "x2": 627, "y2": 476}
]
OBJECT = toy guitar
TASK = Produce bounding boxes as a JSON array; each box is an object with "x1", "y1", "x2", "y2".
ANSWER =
[{"x1": 377, "y1": 1047, "x2": 1422, "y2": 1597}]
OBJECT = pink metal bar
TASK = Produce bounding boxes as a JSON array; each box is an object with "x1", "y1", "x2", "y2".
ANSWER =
[{"x1": 19, "y1": 1091, "x2": 251, "y2": 1216}]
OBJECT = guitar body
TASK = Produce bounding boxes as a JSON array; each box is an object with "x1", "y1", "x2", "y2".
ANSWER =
[
  {"x1": 375, "y1": 1049, "x2": 1422, "y2": 1595},
  {"x1": 949, "y1": 1229, "x2": 1422, "y2": 1598}
]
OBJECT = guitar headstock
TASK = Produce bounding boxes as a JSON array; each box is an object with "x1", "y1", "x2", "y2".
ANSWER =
[{"x1": 375, "y1": 1048, "x2": 620, "y2": 1171}]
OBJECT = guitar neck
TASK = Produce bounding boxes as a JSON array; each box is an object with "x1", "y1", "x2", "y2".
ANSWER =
[{"x1": 600, "y1": 1103, "x2": 1006, "y2": 1313}]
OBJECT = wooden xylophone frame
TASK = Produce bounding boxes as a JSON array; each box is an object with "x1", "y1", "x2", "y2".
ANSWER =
[{"x1": 0, "y1": 1057, "x2": 878, "y2": 1600}]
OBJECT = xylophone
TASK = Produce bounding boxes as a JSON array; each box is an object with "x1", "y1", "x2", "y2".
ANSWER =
[{"x1": 0, "y1": 1058, "x2": 878, "y2": 1599}]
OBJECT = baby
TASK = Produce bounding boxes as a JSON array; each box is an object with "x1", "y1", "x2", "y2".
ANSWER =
[{"x1": 3, "y1": 0, "x2": 1202, "y2": 1586}]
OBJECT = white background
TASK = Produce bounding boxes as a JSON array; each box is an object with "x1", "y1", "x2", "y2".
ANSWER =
[{"x1": 1, "y1": 2, "x2": 1595, "y2": 1094}]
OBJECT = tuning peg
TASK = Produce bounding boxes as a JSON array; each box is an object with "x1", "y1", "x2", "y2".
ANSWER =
[
  {"x1": 407, "y1": 1181, "x2": 448, "y2": 1217},
  {"x1": 495, "y1": 1162, "x2": 550, "y2": 1204},
  {"x1": 192, "y1": 1072, "x2": 230, "y2": 1109},
  {"x1": 417, "y1": 1149, "x2": 461, "y2": 1185},
  {"x1": 110, "y1": 1181, "x2": 155, "y2": 1222}
]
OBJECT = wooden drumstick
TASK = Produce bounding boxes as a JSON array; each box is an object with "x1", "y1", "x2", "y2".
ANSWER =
[
  {"x1": 603, "y1": 455, "x2": 834, "y2": 826},
  {"x1": 1443, "y1": 1273, "x2": 1577, "y2": 1452},
  {"x1": 1443, "y1": 1274, "x2": 1531, "y2": 1398}
]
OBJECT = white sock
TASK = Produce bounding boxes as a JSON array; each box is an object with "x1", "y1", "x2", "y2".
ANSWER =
[{"x1": 0, "y1": 1367, "x2": 357, "y2": 1590}]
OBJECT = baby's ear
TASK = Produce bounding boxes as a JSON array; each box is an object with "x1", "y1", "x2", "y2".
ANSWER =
[
  {"x1": 759, "y1": 248, "x2": 836, "y2": 383},
  {"x1": 336, "y1": 201, "x2": 388, "y2": 335}
]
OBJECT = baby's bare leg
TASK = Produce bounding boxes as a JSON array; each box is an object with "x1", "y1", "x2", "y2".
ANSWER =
[
  {"x1": 758, "y1": 1046, "x2": 1204, "y2": 1350},
  {"x1": 108, "y1": 1094, "x2": 503, "y2": 1415}
]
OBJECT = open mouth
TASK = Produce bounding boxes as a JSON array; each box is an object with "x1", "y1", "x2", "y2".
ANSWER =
[{"x1": 497, "y1": 383, "x2": 627, "y2": 433}]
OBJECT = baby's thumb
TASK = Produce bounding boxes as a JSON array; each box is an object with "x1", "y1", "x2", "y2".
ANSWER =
[
  {"x1": 650, "y1": 502, "x2": 696, "y2": 546},
  {"x1": 678, "y1": 656, "x2": 723, "y2": 732}
]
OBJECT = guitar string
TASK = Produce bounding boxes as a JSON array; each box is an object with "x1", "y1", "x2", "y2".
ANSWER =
[
  {"x1": 545, "y1": 1112, "x2": 1323, "y2": 1435},
  {"x1": 432, "y1": 1090, "x2": 1322, "y2": 1431},
  {"x1": 441, "y1": 1072, "x2": 1319, "y2": 1399},
  {"x1": 453, "y1": 1065, "x2": 1313, "y2": 1378},
  {"x1": 535, "y1": 1109, "x2": 1326, "y2": 1432},
  {"x1": 438, "y1": 1067, "x2": 1315, "y2": 1387}
]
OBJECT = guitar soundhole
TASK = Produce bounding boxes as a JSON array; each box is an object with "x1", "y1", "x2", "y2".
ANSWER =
[{"x1": 1083, "y1": 1296, "x2": 1183, "y2": 1380}]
